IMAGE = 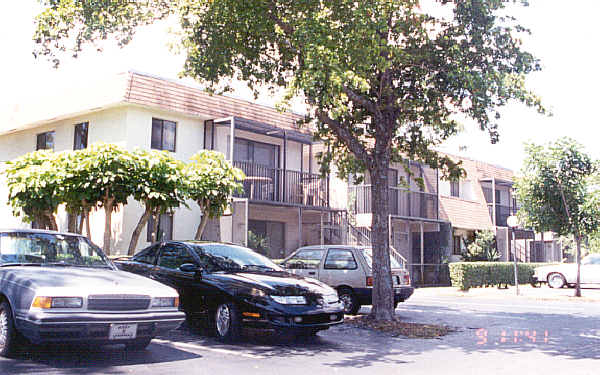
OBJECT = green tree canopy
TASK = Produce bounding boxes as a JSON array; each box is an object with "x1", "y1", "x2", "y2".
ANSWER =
[
  {"x1": 184, "y1": 151, "x2": 245, "y2": 240},
  {"x1": 515, "y1": 138, "x2": 600, "y2": 296},
  {"x1": 3, "y1": 150, "x2": 62, "y2": 230},
  {"x1": 33, "y1": 0, "x2": 545, "y2": 320}
]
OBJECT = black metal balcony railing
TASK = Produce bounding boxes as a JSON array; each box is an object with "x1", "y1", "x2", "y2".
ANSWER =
[
  {"x1": 348, "y1": 185, "x2": 439, "y2": 220},
  {"x1": 233, "y1": 161, "x2": 329, "y2": 207}
]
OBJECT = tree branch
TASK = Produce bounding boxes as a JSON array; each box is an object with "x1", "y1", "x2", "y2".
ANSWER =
[
  {"x1": 265, "y1": 1, "x2": 295, "y2": 35},
  {"x1": 316, "y1": 110, "x2": 371, "y2": 164},
  {"x1": 342, "y1": 86, "x2": 380, "y2": 118}
]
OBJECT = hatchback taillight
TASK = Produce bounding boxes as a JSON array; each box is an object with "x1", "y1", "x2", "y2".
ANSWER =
[
  {"x1": 403, "y1": 273, "x2": 411, "y2": 285},
  {"x1": 366, "y1": 276, "x2": 373, "y2": 286}
]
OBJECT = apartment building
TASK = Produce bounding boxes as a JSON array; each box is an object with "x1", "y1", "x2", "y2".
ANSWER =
[
  {"x1": 0, "y1": 71, "x2": 338, "y2": 257},
  {"x1": 0, "y1": 71, "x2": 555, "y2": 284},
  {"x1": 438, "y1": 154, "x2": 562, "y2": 264}
]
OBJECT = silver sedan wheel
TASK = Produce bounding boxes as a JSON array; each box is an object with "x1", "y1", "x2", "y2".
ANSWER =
[
  {"x1": 548, "y1": 273, "x2": 566, "y2": 289},
  {"x1": 0, "y1": 309, "x2": 8, "y2": 350},
  {"x1": 216, "y1": 304, "x2": 231, "y2": 337}
]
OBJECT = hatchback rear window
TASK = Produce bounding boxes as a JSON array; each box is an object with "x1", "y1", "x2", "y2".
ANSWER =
[{"x1": 362, "y1": 248, "x2": 403, "y2": 269}]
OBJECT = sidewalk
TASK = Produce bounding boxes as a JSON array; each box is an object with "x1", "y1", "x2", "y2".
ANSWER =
[{"x1": 414, "y1": 284, "x2": 600, "y2": 302}]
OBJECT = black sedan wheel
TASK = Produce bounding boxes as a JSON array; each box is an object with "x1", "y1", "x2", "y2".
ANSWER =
[
  {"x1": 0, "y1": 302, "x2": 19, "y2": 357},
  {"x1": 338, "y1": 288, "x2": 360, "y2": 315},
  {"x1": 214, "y1": 302, "x2": 242, "y2": 342}
]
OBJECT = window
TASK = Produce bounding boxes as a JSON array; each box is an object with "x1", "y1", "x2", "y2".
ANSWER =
[
  {"x1": 151, "y1": 118, "x2": 176, "y2": 151},
  {"x1": 453, "y1": 236, "x2": 463, "y2": 255},
  {"x1": 204, "y1": 120, "x2": 215, "y2": 150},
  {"x1": 133, "y1": 245, "x2": 160, "y2": 265},
  {"x1": 158, "y1": 244, "x2": 196, "y2": 270},
  {"x1": 36, "y1": 131, "x2": 55, "y2": 150},
  {"x1": 450, "y1": 181, "x2": 460, "y2": 197},
  {"x1": 284, "y1": 249, "x2": 324, "y2": 269},
  {"x1": 324, "y1": 249, "x2": 358, "y2": 270},
  {"x1": 147, "y1": 214, "x2": 173, "y2": 242},
  {"x1": 234, "y1": 138, "x2": 279, "y2": 168},
  {"x1": 73, "y1": 122, "x2": 89, "y2": 150}
]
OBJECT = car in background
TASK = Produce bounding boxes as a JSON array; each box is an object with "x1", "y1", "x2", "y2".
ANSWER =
[
  {"x1": 0, "y1": 229, "x2": 185, "y2": 357},
  {"x1": 532, "y1": 254, "x2": 600, "y2": 288},
  {"x1": 280, "y1": 245, "x2": 413, "y2": 315},
  {"x1": 115, "y1": 241, "x2": 344, "y2": 341}
]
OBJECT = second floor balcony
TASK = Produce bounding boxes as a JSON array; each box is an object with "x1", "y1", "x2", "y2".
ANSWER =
[
  {"x1": 348, "y1": 185, "x2": 439, "y2": 220},
  {"x1": 233, "y1": 160, "x2": 329, "y2": 207}
]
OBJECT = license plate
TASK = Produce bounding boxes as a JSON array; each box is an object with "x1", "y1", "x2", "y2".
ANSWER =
[{"x1": 109, "y1": 323, "x2": 137, "y2": 340}]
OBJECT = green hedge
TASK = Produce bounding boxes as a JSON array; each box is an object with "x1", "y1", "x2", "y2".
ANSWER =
[{"x1": 449, "y1": 262, "x2": 557, "y2": 291}]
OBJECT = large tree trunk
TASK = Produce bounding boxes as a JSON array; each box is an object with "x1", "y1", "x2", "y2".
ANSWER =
[
  {"x1": 67, "y1": 213, "x2": 77, "y2": 233},
  {"x1": 195, "y1": 201, "x2": 211, "y2": 240},
  {"x1": 575, "y1": 235, "x2": 582, "y2": 297},
  {"x1": 369, "y1": 164, "x2": 395, "y2": 321},
  {"x1": 103, "y1": 198, "x2": 115, "y2": 256},
  {"x1": 128, "y1": 205, "x2": 153, "y2": 256}
]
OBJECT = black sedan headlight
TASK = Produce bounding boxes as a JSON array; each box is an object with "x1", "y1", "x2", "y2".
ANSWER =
[{"x1": 270, "y1": 295, "x2": 307, "y2": 305}]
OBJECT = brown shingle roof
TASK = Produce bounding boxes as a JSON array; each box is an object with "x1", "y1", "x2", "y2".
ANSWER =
[
  {"x1": 124, "y1": 71, "x2": 307, "y2": 134},
  {"x1": 438, "y1": 153, "x2": 514, "y2": 231}
]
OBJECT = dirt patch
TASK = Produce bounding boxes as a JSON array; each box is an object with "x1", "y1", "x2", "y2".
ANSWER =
[{"x1": 344, "y1": 315, "x2": 456, "y2": 338}]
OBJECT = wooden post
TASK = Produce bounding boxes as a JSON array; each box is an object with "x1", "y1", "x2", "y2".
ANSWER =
[
  {"x1": 492, "y1": 177, "x2": 496, "y2": 226},
  {"x1": 283, "y1": 131, "x2": 287, "y2": 203},
  {"x1": 320, "y1": 210, "x2": 324, "y2": 245},
  {"x1": 420, "y1": 221, "x2": 424, "y2": 285},
  {"x1": 298, "y1": 207, "x2": 303, "y2": 248}
]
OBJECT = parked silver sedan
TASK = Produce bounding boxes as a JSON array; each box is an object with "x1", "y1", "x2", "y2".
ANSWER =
[
  {"x1": 532, "y1": 254, "x2": 600, "y2": 288},
  {"x1": 0, "y1": 229, "x2": 185, "y2": 357}
]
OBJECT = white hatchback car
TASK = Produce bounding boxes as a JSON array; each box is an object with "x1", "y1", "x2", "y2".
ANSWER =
[
  {"x1": 281, "y1": 245, "x2": 414, "y2": 315},
  {"x1": 533, "y1": 254, "x2": 600, "y2": 288}
]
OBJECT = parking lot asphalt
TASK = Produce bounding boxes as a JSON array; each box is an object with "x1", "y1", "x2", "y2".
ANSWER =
[{"x1": 1, "y1": 288, "x2": 598, "y2": 375}]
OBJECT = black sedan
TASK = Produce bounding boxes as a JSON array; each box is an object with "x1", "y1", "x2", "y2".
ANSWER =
[
  {"x1": 116, "y1": 241, "x2": 345, "y2": 341},
  {"x1": 0, "y1": 229, "x2": 185, "y2": 357}
]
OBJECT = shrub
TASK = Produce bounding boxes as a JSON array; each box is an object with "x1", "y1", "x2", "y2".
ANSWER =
[
  {"x1": 462, "y1": 230, "x2": 499, "y2": 261},
  {"x1": 449, "y1": 262, "x2": 558, "y2": 291}
]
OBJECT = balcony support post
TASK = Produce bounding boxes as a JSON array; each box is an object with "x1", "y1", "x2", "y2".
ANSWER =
[
  {"x1": 420, "y1": 221, "x2": 424, "y2": 285},
  {"x1": 309, "y1": 144, "x2": 313, "y2": 175},
  {"x1": 492, "y1": 177, "x2": 497, "y2": 226},
  {"x1": 320, "y1": 210, "x2": 324, "y2": 245},
  {"x1": 298, "y1": 207, "x2": 303, "y2": 248},
  {"x1": 283, "y1": 131, "x2": 287, "y2": 203}
]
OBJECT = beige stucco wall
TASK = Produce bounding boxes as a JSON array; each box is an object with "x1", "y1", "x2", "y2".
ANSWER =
[{"x1": 0, "y1": 105, "x2": 210, "y2": 255}]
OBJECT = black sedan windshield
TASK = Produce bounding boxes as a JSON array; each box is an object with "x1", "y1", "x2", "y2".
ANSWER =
[
  {"x1": 0, "y1": 232, "x2": 110, "y2": 268},
  {"x1": 189, "y1": 243, "x2": 283, "y2": 272}
]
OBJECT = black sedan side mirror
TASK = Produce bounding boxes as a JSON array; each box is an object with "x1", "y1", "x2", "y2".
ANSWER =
[{"x1": 179, "y1": 263, "x2": 200, "y2": 273}]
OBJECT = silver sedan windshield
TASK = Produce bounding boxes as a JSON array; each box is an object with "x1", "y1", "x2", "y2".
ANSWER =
[{"x1": 0, "y1": 232, "x2": 110, "y2": 268}]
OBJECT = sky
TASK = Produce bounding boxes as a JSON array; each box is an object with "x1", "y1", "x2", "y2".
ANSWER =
[{"x1": 1, "y1": 1, "x2": 599, "y2": 173}]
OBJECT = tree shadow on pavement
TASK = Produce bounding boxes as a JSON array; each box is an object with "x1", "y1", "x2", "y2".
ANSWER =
[
  {"x1": 169, "y1": 304, "x2": 600, "y2": 369},
  {"x1": 0, "y1": 340, "x2": 200, "y2": 375}
]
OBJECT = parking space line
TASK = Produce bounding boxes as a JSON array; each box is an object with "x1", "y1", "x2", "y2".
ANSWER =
[{"x1": 153, "y1": 338, "x2": 266, "y2": 359}]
